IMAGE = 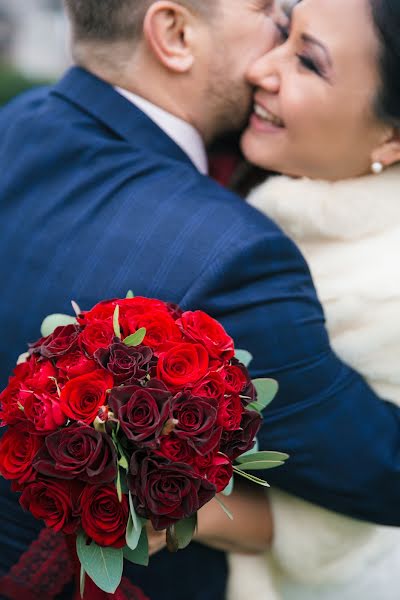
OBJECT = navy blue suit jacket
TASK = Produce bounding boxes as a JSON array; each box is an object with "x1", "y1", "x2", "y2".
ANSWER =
[{"x1": 0, "y1": 67, "x2": 399, "y2": 599}]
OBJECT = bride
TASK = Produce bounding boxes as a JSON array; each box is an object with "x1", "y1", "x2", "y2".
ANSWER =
[{"x1": 229, "y1": 0, "x2": 400, "y2": 598}]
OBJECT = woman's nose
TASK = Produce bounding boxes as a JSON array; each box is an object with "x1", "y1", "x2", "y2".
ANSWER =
[{"x1": 246, "y1": 54, "x2": 280, "y2": 93}]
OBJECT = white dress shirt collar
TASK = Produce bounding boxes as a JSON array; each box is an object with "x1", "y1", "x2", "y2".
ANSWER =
[{"x1": 115, "y1": 87, "x2": 208, "y2": 175}]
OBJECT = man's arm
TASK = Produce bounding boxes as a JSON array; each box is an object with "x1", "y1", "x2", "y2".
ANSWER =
[{"x1": 181, "y1": 222, "x2": 400, "y2": 526}]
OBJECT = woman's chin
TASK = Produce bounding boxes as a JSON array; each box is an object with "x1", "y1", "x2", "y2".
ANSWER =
[{"x1": 240, "y1": 128, "x2": 281, "y2": 172}]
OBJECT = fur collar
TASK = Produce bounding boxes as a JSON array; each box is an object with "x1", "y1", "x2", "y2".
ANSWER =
[{"x1": 247, "y1": 166, "x2": 400, "y2": 241}]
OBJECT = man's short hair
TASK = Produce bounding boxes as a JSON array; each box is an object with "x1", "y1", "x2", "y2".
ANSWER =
[{"x1": 64, "y1": 0, "x2": 214, "y2": 44}]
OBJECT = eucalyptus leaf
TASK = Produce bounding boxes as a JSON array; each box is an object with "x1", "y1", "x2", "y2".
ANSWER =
[
  {"x1": 126, "y1": 290, "x2": 135, "y2": 298},
  {"x1": 124, "y1": 328, "x2": 147, "y2": 347},
  {"x1": 233, "y1": 466, "x2": 270, "y2": 487},
  {"x1": 40, "y1": 313, "x2": 77, "y2": 337},
  {"x1": 113, "y1": 305, "x2": 121, "y2": 339},
  {"x1": 221, "y1": 476, "x2": 234, "y2": 497},
  {"x1": 236, "y1": 460, "x2": 285, "y2": 471},
  {"x1": 76, "y1": 532, "x2": 123, "y2": 594},
  {"x1": 123, "y1": 528, "x2": 149, "y2": 566},
  {"x1": 17, "y1": 352, "x2": 29, "y2": 365},
  {"x1": 252, "y1": 378, "x2": 279, "y2": 409},
  {"x1": 237, "y1": 451, "x2": 289, "y2": 464},
  {"x1": 116, "y1": 468, "x2": 123, "y2": 502},
  {"x1": 71, "y1": 300, "x2": 82, "y2": 316},
  {"x1": 234, "y1": 349, "x2": 253, "y2": 368},
  {"x1": 247, "y1": 401, "x2": 265, "y2": 414},
  {"x1": 80, "y1": 564, "x2": 86, "y2": 599},
  {"x1": 118, "y1": 455, "x2": 129, "y2": 471},
  {"x1": 214, "y1": 495, "x2": 233, "y2": 520},
  {"x1": 174, "y1": 514, "x2": 197, "y2": 549}
]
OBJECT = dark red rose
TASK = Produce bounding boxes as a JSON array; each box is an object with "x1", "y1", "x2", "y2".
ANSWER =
[
  {"x1": 221, "y1": 364, "x2": 249, "y2": 394},
  {"x1": 24, "y1": 390, "x2": 67, "y2": 432},
  {"x1": 0, "y1": 427, "x2": 43, "y2": 484},
  {"x1": 177, "y1": 311, "x2": 234, "y2": 362},
  {"x1": 56, "y1": 350, "x2": 97, "y2": 378},
  {"x1": 192, "y1": 371, "x2": 226, "y2": 402},
  {"x1": 38, "y1": 325, "x2": 80, "y2": 359},
  {"x1": 156, "y1": 434, "x2": 194, "y2": 464},
  {"x1": 169, "y1": 392, "x2": 222, "y2": 455},
  {"x1": 80, "y1": 484, "x2": 129, "y2": 548},
  {"x1": 20, "y1": 479, "x2": 81, "y2": 534},
  {"x1": 79, "y1": 322, "x2": 115, "y2": 357},
  {"x1": 94, "y1": 340, "x2": 153, "y2": 385},
  {"x1": 220, "y1": 410, "x2": 262, "y2": 460},
  {"x1": 157, "y1": 343, "x2": 209, "y2": 389},
  {"x1": 108, "y1": 379, "x2": 171, "y2": 446},
  {"x1": 241, "y1": 380, "x2": 257, "y2": 406},
  {"x1": 205, "y1": 454, "x2": 233, "y2": 493},
  {"x1": 123, "y1": 310, "x2": 182, "y2": 352},
  {"x1": 59, "y1": 370, "x2": 114, "y2": 424},
  {"x1": 217, "y1": 394, "x2": 243, "y2": 431},
  {"x1": 128, "y1": 452, "x2": 216, "y2": 530},
  {"x1": 165, "y1": 302, "x2": 184, "y2": 320},
  {"x1": 33, "y1": 423, "x2": 117, "y2": 483}
]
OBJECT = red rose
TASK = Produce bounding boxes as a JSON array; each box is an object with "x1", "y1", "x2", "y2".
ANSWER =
[
  {"x1": 24, "y1": 390, "x2": 67, "y2": 432},
  {"x1": 59, "y1": 370, "x2": 114, "y2": 424},
  {"x1": 123, "y1": 310, "x2": 182, "y2": 352},
  {"x1": 221, "y1": 364, "x2": 249, "y2": 394},
  {"x1": 177, "y1": 311, "x2": 234, "y2": 361},
  {"x1": 0, "y1": 427, "x2": 43, "y2": 484},
  {"x1": 129, "y1": 453, "x2": 216, "y2": 530},
  {"x1": 78, "y1": 299, "x2": 118, "y2": 325},
  {"x1": 33, "y1": 423, "x2": 117, "y2": 483},
  {"x1": 38, "y1": 325, "x2": 80, "y2": 359},
  {"x1": 20, "y1": 479, "x2": 81, "y2": 534},
  {"x1": 157, "y1": 343, "x2": 209, "y2": 389},
  {"x1": 23, "y1": 356, "x2": 59, "y2": 394},
  {"x1": 56, "y1": 350, "x2": 97, "y2": 378},
  {"x1": 157, "y1": 435, "x2": 194, "y2": 464},
  {"x1": 79, "y1": 322, "x2": 115, "y2": 357},
  {"x1": 0, "y1": 377, "x2": 28, "y2": 426},
  {"x1": 169, "y1": 392, "x2": 222, "y2": 455},
  {"x1": 206, "y1": 455, "x2": 233, "y2": 493},
  {"x1": 217, "y1": 395, "x2": 243, "y2": 431},
  {"x1": 192, "y1": 371, "x2": 226, "y2": 401},
  {"x1": 108, "y1": 379, "x2": 171, "y2": 446},
  {"x1": 80, "y1": 484, "x2": 129, "y2": 548},
  {"x1": 94, "y1": 340, "x2": 153, "y2": 385}
]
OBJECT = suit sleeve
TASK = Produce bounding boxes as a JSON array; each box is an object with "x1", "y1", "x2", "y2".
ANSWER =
[{"x1": 181, "y1": 223, "x2": 400, "y2": 526}]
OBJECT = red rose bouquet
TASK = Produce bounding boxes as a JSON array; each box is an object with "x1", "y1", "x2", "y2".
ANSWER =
[{"x1": 0, "y1": 294, "x2": 288, "y2": 594}]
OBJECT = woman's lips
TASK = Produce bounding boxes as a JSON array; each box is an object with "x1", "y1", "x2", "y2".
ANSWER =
[{"x1": 249, "y1": 102, "x2": 285, "y2": 134}]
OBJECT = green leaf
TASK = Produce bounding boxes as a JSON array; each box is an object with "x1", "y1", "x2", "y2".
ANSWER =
[
  {"x1": 118, "y1": 455, "x2": 129, "y2": 471},
  {"x1": 80, "y1": 564, "x2": 86, "y2": 599},
  {"x1": 113, "y1": 305, "x2": 121, "y2": 339},
  {"x1": 116, "y1": 468, "x2": 123, "y2": 502},
  {"x1": 124, "y1": 328, "x2": 147, "y2": 347},
  {"x1": 71, "y1": 300, "x2": 82, "y2": 316},
  {"x1": 126, "y1": 492, "x2": 146, "y2": 550},
  {"x1": 76, "y1": 532, "x2": 123, "y2": 594},
  {"x1": 221, "y1": 476, "x2": 234, "y2": 497},
  {"x1": 173, "y1": 514, "x2": 197, "y2": 549},
  {"x1": 17, "y1": 352, "x2": 30, "y2": 365},
  {"x1": 237, "y1": 451, "x2": 289, "y2": 464},
  {"x1": 233, "y1": 466, "x2": 270, "y2": 487},
  {"x1": 214, "y1": 495, "x2": 233, "y2": 520},
  {"x1": 234, "y1": 349, "x2": 253, "y2": 368},
  {"x1": 251, "y1": 379, "x2": 279, "y2": 411},
  {"x1": 126, "y1": 290, "x2": 135, "y2": 299},
  {"x1": 40, "y1": 313, "x2": 77, "y2": 337},
  {"x1": 236, "y1": 460, "x2": 285, "y2": 471},
  {"x1": 123, "y1": 528, "x2": 149, "y2": 566},
  {"x1": 247, "y1": 401, "x2": 265, "y2": 414}
]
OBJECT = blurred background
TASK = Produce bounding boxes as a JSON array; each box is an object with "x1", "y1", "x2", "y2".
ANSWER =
[{"x1": 0, "y1": 0, "x2": 70, "y2": 105}]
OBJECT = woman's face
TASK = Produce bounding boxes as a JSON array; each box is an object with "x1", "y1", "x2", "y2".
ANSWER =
[{"x1": 241, "y1": 0, "x2": 391, "y2": 180}]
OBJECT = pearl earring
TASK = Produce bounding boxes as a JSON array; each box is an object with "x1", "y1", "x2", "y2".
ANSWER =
[{"x1": 371, "y1": 161, "x2": 384, "y2": 175}]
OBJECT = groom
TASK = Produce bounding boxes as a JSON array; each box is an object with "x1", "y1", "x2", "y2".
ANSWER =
[{"x1": 0, "y1": 1, "x2": 400, "y2": 599}]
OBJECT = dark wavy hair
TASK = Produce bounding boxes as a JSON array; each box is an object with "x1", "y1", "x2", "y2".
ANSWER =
[{"x1": 370, "y1": 0, "x2": 400, "y2": 127}]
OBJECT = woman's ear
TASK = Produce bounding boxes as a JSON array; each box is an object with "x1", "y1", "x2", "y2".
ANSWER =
[
  {"x1": 143, "y1": 1, "x2": 195, "y2": 73},
  {"x1": 371, "y1": 128, "x2": 400, "y2": 168}
]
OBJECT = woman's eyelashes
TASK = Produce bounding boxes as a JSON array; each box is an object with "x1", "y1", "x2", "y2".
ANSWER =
[{"x1": 296, "y1": 53, "x2": 323, "y2": 77}]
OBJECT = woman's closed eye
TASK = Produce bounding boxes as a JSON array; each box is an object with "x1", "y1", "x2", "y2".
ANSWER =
[{"x1": 296, "y1": 53, "x2": 323, "y2": 77}]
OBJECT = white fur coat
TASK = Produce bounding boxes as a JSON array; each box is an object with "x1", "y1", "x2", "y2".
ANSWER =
[{"x1": 228, "y1": 166, "x2": 400, "y2": 600}]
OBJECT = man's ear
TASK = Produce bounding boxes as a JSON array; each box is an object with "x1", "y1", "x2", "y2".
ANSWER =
[
  {"x1": 143, "y1": 1, "x2": 195, "y2": 73},
  {"x1": 371, "y1": 127, "x2": 400, "y2": 168}
]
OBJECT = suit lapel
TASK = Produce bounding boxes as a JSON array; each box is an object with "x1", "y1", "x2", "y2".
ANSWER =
[{"x1": 51, "y1": 66, "x2": 196, "y2": 169}]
